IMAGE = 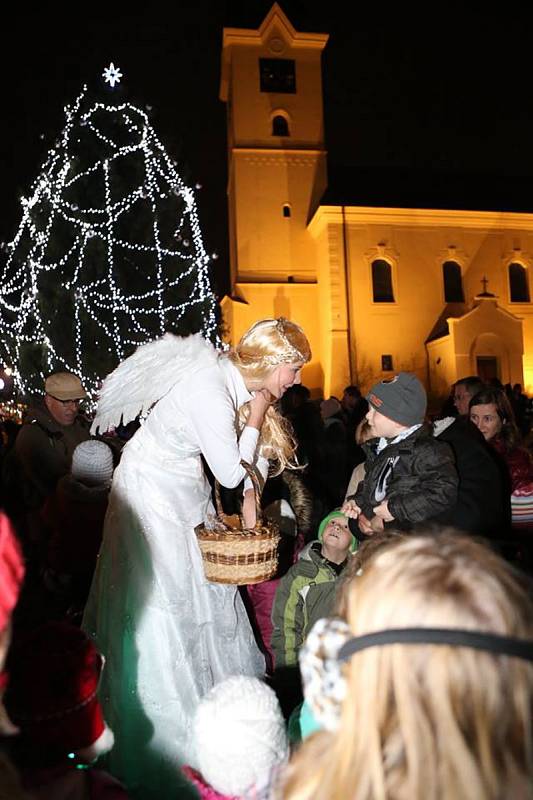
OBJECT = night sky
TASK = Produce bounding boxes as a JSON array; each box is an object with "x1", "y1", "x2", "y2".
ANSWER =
[{"x1": 1, "y1": 4, "x2": 531, "y2": 297}]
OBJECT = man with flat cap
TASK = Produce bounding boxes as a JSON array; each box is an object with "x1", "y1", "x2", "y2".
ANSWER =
[{"x1": 7, "y1": 372, "x2": 91, "y2": 522}]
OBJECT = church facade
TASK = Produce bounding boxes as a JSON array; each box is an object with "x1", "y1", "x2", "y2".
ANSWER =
[{"x1": 219, "y1": 5, "x2": 533, "y2": 402}]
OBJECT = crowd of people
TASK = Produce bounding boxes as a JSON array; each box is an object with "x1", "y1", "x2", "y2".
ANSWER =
[{"x1": 0, "y1": 318, "x2": 532, "y2": 799}]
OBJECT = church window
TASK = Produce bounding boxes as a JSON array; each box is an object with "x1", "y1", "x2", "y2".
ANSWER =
[
  {"x1": 260, "y1": 58, "x2": 296, "y2": 93},
  {"x1": 509, "y1": 262, "x2": 530, "y2": 302},
  {"x1": 442, "y1": 260, "x2": 464, "y2": 302},
  {"x1": 272, "y1": 115, "x2": 290, "y2": 136},
  {"x1": 372, "y1": 259, "x2": 394, "y2": 303}
]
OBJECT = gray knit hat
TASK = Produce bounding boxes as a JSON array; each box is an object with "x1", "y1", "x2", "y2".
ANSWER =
[
  {"x1": 367, "y1": 373, "x2": 427, "y2": 426},
  {"x1": 71, "y1": 440, "x2": 114, "y2": 487}
]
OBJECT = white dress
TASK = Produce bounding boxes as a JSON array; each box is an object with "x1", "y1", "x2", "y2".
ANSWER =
[{"x1": 83, "y1": 338, "x2": 266, "y2": 799}]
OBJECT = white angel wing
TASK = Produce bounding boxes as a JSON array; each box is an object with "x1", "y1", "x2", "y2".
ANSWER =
[{"x1": 91, "y1": 332, "x2": 218, "y2": 434}]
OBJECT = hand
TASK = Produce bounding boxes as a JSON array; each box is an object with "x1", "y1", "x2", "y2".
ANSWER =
[
  {"x1": 248, "y1": 389, "x2": 271, "y2": 430},
  {"x1": 341, "y1": 499, "x2": 361, "y2": 518},
  {"x1": 358, "y1": 513, "x2": 374, "y2": 535},
  {"x1": 369, "y1": 515, "x2": 385, "y2": 533},
  {"x1": 242, "y1": 488, "x2": 257, "y2": 529},
  {"x1": 373, "y1": 500, "x2": 394, "y2": 522}
]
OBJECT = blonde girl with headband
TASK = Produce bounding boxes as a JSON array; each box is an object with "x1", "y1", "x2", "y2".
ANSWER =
[
  {"x1": 281, "y1": 532, "x2": 533, "y2": 800},
  {"x1": 83, "y1": 318, "x2": 310, "y2": 800}
]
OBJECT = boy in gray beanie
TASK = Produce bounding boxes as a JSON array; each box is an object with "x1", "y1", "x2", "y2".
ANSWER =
[{"x1": 342, "y1": 373, "x2": 458, "y2": 536}]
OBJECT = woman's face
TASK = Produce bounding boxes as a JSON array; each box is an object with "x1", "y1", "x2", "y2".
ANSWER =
[
  {"x1": 262, "y1": 362, "x2": 303, "y2": 399},
  {"x1": 469, "y1": 402, "x2": 503, "y2": 441}
]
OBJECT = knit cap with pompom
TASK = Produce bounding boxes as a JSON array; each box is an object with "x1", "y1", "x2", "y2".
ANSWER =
[
  {"x1": 193, "y1": 676, "x2": 288, "y2": 797},
  {"x1": 71, "y1": 440, "x2": 114, "y2": 487}
]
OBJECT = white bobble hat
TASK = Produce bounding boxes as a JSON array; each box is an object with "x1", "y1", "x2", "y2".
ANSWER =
[
  {"x1": 71, "y1": 440, "x2": 114, "y2": 487},
  {"x1": 193, "y1": 676, "x2": 288, "y2": 796}
]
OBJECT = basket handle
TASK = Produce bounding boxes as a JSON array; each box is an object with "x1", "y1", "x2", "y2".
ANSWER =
[{"x1": 214, "y1": 460, "x2": 263, "y2": 530}]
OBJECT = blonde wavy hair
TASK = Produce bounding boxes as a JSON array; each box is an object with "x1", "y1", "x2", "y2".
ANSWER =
[
  {"x1": 228, "y1": 318, "x2": 311, "y2": 476},
  {"x1": 281, "y1": 532, "x2": 533, "y2": 800}
]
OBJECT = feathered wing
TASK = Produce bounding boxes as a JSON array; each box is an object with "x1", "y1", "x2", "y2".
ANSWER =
[{"x1": 91, "y1": 332, "x2": 218, "y2": 434}]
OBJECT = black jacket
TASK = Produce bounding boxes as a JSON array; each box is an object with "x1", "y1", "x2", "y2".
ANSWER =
[
  {"x1": 433, "y1": 417, "x2": 510, "y2": 538},
  {"x1": 350, "y1": 425, "x2": 458, "y2": 530},
  {"x1": 4, "y1": 403, "x2": 90, "y2": 512}
]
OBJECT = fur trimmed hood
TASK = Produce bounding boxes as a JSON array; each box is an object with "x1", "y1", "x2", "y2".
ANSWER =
[{"x1": 281, "y1": 470, "x2": 313, "y2": 537}]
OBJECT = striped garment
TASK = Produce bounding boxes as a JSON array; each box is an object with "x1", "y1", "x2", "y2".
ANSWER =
[{"x1": 511, "y1": 488, "x2": 533, "y2": 528}]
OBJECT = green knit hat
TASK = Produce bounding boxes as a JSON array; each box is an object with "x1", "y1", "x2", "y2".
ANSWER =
[{"x1": 318, "y1": 511, "x2": 357, "y2": 553}]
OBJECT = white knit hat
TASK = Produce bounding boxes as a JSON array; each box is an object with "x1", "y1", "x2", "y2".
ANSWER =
[
  {"x1": 71, "y1": 440, "x2": 114, "y2": 487},
  {"x1": 193, "y1": 676, "x2": 288, "y2": 796}
]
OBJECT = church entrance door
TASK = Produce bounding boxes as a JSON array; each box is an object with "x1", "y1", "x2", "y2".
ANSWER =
[{"x1": 476, "y1": 356, "x2": 499, "y2": 383}]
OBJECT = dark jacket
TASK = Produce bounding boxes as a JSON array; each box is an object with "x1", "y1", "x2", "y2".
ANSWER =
[
  {"x1": 7, "y1": 403, "x2": 90, "y2": 511},
  {"x1": 42, "y1": 475, "x2": 109, "y2": 575},
  {"x1": 490, "y1": 435, "x2": 533, "y2": 494},
  {"x1": 433, "y1": 417, "x2": 510, "y2": 537},
  {"x1": 352, "y1": 425, "x2": 458, "y2": 529}
]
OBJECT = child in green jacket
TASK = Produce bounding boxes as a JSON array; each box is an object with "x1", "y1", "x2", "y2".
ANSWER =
[{"x1": 271, "y1": 511, "x2": 356, "y2": 668}]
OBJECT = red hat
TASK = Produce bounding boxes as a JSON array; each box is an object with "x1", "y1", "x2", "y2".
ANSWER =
[
  {"x1": 5, "y1": 622, "x2": 113, "y2": 764},
  {"x1": 0, "y1": 513, "x2": 24, "y2": 632}
]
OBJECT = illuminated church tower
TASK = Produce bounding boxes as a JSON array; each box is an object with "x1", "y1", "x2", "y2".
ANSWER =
[{"x1": 220, "y1": 4, "x2": 345, "y2": 391}]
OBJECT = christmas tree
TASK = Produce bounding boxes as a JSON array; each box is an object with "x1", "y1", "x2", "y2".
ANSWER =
[{"x1": 0, "y1": 63, "x2": 218, "y2": 402}]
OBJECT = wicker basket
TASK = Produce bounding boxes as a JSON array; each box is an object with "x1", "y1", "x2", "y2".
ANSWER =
[{"x1": 196, "y1": 461, "x2": 280, "y2": 585}]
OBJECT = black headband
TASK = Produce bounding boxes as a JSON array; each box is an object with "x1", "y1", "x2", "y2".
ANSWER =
[{"x1": 338, "y1": 628, "x2": 533, "y2": 663}]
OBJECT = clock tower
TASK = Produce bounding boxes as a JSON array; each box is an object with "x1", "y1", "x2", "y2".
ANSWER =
[
  {"x1": 219, "y1": 5, "x2": 330, "y2": 388},
  {"x1": 220, "y1": 3, "x2": 328, "y2": 286}
]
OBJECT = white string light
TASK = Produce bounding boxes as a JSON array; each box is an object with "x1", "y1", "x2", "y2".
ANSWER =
[{"x1": 0, "y1": 79, "x2": 219, "y2": 403}]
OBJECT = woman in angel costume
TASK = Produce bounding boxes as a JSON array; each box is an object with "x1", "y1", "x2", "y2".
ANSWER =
[{"x1": 83, "y1": 318, "x2": 311, "y2": 799}]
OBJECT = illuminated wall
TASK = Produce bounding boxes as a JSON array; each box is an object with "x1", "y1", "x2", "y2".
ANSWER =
[
  {"x1": 221, "y1": 282, "x2": 323, "y2": 393},
  {"x1": 309, "y1": 206, "x2": 533, "y2": 397}
]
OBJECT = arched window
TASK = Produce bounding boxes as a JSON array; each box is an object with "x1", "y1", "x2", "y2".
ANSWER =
[
  {"x1": 509, "y1": 262, "x2": 530, "y2": 302},
  {"x1": 442, "y1": 260, "x2": 464, "y2": 302},
  {"x1": 371, "y1": 259, "x2": 394, "y2": 302},
  {"x1": 282, "y1": 204, "x2": 291, "y2": 218},
  {"x1": 272, "y1": 115, "x2": 289, "y2": 136}
]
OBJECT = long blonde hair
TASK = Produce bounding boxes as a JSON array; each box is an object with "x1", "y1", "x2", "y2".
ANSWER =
[
  {"x1": 228, "y1": 318, "x2": 311, "y2": 476},
  {"x1": 281, "y1": 532, "x2": 533, "y2": 800}
]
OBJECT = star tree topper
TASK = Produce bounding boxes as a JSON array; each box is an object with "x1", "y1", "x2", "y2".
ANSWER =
[{"x1": 103, "y1": 63, "x2": 123, "y2": 88}]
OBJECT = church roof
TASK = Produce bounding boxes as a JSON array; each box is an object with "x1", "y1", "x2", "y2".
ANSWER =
[
  {"x1": 425, "y1": 303, "x2": 467, "y2": 343},
  {"x1": 322, "y1": 165, "x2": 533, "y2": 213}
]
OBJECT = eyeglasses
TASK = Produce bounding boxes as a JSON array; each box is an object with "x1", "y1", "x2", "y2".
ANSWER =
[{"x1": 48, "y1": 395, "x2": 83, "y2": 407}]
